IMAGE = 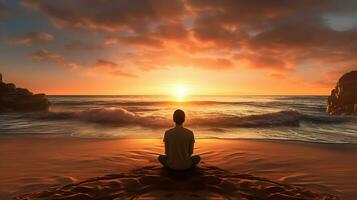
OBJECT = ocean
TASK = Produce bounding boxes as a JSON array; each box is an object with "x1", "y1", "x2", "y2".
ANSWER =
[{"x1": 0, "y1": 95, "x2": 356, "y2": 143}]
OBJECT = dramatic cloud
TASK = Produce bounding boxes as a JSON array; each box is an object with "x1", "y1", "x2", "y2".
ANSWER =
[
  {"x1": 104, "y1": 22, "x2": 189, "y2": 48},
  {"x1": 21, "y1": 0, "x2": 185, "y2": 32},
  {"x1": 190, "y1": 57, "x2": 234, "y2": 70},
  {"x1": 95, "y1": 59, "x2": 119, "y2": 69},
  {"x1": 189, "y1": 1, "x2": 357, "y2": 67},
  {"x1": 233, "y1": 53, "x2": 290, "y2": 71},
  {"x1": 155, "y1": 22, "x2": 189, "y2": 40},
  {"x1": 94, "y1": 59, "x2": 137, "y2": 78},
  {"x1": 64, "y1": 40, "x2": 103, "y2": 51},
  {"x1": 188, "y1": 0, "x2": 357, "y2": 28},
  {"x1": 30, "y1": 49, "x2": 81, "y2": 71},
  {"x1": 0, "y1": 1, "x2": 9, "y2": 20},
  {"x1": 20, "y1": 0, "x2": 357, "y2": 78},
  {"x1": 13, "y1": 32, "x2": 54, "y2": 45},
  {"x1": 30, "y1": 49, "x2": 64, "y2": 64},
  {"x1": 105, "y1": 35, "x2": 164, "y2": 48}
]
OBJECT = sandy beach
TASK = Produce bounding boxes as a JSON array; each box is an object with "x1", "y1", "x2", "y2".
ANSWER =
[{"x1": 0, "y1": 137, "x2": 356, "y2": 199}]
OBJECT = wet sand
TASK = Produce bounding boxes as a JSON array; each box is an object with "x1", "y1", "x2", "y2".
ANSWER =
[{"x1": 1, "y1": 137, "x2": 357, "y2": 199}]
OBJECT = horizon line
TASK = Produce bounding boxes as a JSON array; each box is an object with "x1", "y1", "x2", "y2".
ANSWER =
[{"x1": 47, "y1": 94, "x2": 329, "y2": 97}]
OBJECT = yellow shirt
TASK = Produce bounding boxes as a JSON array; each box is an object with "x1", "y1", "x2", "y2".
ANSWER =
[{"x1": 164, "y1": 126, "x2": 195, "y2": 170}]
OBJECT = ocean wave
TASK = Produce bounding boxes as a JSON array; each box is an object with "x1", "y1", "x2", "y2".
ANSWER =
[
  {"x1": 195, "y1": 110, "x2": 302, "y2": 127},
  {"x1": 50, "y1": 100, "x2": 327, "y2": 114},
  {"x1": 33, "y1": 107, "x2": 353, "y2": 128},
  {"x1": 300, "y1": 113, "x2": 353, "y2": 123},
  {"x1": 34, "y1": 108, "x2": 167, "y2": 127},
  {"x1": 36, "y1": 112, "x2": 75, "y2": 120},
  {"x1": 78, "y1": 108, "x2": 138, "y2": 124}
]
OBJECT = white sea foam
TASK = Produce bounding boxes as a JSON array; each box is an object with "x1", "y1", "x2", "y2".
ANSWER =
[{"x1": 37, "y1": 108, "x2": 305, "y2": 127}]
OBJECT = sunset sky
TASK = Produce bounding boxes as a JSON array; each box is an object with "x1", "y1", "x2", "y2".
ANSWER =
[{"x1": 0, "y1": 0, "x2": 357, "y2": 95}]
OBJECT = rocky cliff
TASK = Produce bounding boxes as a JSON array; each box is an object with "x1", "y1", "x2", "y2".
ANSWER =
[
  {"x1": 327, "y1": 71, "x2": 357, "y2": 115},
  {"x1": 0, "y1": 73, "x2": 50, "y2": 112}
]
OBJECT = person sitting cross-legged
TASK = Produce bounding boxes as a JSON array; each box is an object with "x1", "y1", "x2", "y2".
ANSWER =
[{"x1": 158, "y1": 109, "x2": 201, "y2": 170}]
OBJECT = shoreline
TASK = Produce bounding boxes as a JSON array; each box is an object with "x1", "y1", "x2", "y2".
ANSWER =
[
  {"x1": 2, "y1": 134, "x2": 357, "y2": 145},
  {"x1": 1, "y1": 136, "x2": 357, "y2": 199}
]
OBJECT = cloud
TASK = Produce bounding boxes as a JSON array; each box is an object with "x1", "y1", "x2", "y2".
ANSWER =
[
  {"x1": 30, "y1": 49, "x2": 64, "y2": 64},
  {"x1": 104, "y1": 35, "x2": 163, "y2": 48},
  {"x1": 233, "y1": 53, "x2": 289, "y2": 71},
  {"x1": 64, "y1": 40, "x2": 103, "y2": 51},
  {"x1": 104, "y1": 22, "x2": 189, "y2": 48},
  {"x1": 20, "y1": 0, "x2": 357, "y2": 77},
  {"x1": 190, "y1": 57, "x2": 234, "y2": 70},
  {"x1": 110, "y1": 70, "x2": 137, "y2": 78},
  {"x1": 66, "y1": 63, "x2": 81, "y2": 70},
  {"x1": 188, "y1": 0, "x2": 357, "y2": 28},
  {"x1": 115, "y1": 48, "x2": 235, "y2": 71},
  {"x1": 94, "y1": 59, "x2": 137, "y2": 78},
  {"x1": 246, "y1": 16, "x2": 347, "y2": 51},
  {"x1": 188, "y1": 0, "x2": 357, "y2": 73},
  {"x1": 192, "y1": 14, "x2": 247, "y2": 48},
  {"x1": 0, "y1": 1, "x2": 9, "y2": 20},
  {"x1": 155, "y1": 22, "x2": 189, "y2": 40},
  {"x1": 95, "y1": 59, "x2": 119, "y2": 69},
  {"x1": 270, "y1": 73, "x2": 286, "y2": 80},
  {"x1": 30, "y1": 49, "x2": 81, "y2": 71},
  {"x1": 21, "y1": 0, "x2": 185, "y2": 32},
  {"x1": 13, "y1": 32, "x2": 54, "y2": 45},
  {"x1": 244, "y1": 16, "x2": 357, "y2": 70}
]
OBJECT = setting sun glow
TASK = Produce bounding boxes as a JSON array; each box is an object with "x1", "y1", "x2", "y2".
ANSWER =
[{"x1": 173, "y1": 85, "x2": 188, "y2": 101}]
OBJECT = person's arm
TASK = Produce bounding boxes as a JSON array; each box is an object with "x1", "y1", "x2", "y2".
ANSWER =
[
  {"x1": 164, "y1": 131, "x2": 169, "y2": 155},
  {"x1": 189, "y1": 131, "x2": 195, "y2": 156}
]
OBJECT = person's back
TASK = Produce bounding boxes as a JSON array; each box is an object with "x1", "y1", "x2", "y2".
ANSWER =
[
  {"x1": 164, "y1": 126, "x2": 194, "y2": 170},
  {"x1": 158, "y1": 109, "x2": 200, "y2": 170}
]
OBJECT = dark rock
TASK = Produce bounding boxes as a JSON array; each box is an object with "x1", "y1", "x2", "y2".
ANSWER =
[
  {"x1": 327, "y1": 71, "x2": 357, "y2": 115},
  {"x1": 16, "y1": 88, "x2": 33, "y2": 96},
  {"x1": 0, "y1": 73, "x2": 50, "y2": 112}
]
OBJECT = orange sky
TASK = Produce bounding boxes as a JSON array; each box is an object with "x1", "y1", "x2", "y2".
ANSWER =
[{"x1": 1, "y1": 0, "x2": 357, "y2": 95}]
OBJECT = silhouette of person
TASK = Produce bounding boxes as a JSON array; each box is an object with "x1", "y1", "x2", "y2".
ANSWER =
[{"x1": 158, "y1": 109, "x2": 201, "y2": 170}]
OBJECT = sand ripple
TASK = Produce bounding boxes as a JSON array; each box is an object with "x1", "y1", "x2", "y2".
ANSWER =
[{"x1": 15, "y1": 165, "x2": 339, "y2": 200}]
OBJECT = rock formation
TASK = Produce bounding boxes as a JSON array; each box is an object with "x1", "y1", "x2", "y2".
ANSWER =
[
  {"x1": 327, "y1": 71, "x2": 357, "y2": 115},
  {"x1": 0, "y1": 73, "x2": 50, "y2": 112}
]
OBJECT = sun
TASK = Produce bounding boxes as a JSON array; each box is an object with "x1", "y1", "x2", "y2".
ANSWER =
[{"x1": 173, "y1": 85, "x2": 188, "y2": 101}]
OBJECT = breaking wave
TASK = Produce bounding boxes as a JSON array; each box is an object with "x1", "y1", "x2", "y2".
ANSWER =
[{"x1": 33, "y1": 107, "x2": 353, "y2": 128}]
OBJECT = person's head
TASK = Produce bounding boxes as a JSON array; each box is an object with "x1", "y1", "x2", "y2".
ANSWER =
[{"x1": 173, "y1": 109, "x2": 185, "y2": 126}]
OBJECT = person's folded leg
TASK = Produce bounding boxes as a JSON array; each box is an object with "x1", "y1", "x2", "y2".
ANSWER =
[
  {"x1": 158, "y1": 155, "x2": 169, "y2": 168},
  {"x1": 191, "y1": 155, "x2": 201, "y2": 167},
  {"x1": 159, "y1": 155, "x2": 200, "y2": 169}
]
